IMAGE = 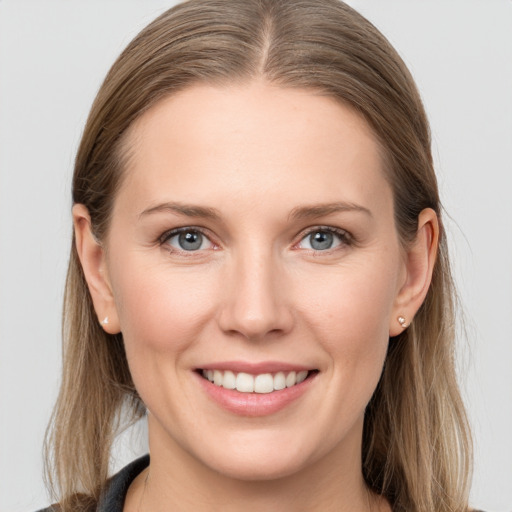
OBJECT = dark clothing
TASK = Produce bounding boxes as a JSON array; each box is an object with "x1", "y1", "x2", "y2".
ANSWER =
[
  {"x1": 97, "y1": 455, "x2": 150, "y2": 512},
  {"x1": 37, "y1": 454, "x2": 150, "y2": 512}
]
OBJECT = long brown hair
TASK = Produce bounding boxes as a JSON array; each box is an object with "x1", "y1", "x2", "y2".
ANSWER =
[{"x1": 45, "y1": 1, "x2": 472, "y2": 510}]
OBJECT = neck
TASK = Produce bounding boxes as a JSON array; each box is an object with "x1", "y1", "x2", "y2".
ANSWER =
[{"x1": 125, "y1": 418, "x2": 390, "y2": 512}]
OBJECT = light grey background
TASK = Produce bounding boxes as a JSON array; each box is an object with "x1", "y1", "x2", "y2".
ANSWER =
[{"x1": 0, "y1": 1, "x2": 511, "y2": 511}]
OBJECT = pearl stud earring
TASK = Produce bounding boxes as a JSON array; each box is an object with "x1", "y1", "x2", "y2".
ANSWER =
[
  {"x1": 101, "y1": 316, "x2": 109, "y2": 326},
  {"x1": 397, "y1": 316, "x2": 408, "y2": 328}
]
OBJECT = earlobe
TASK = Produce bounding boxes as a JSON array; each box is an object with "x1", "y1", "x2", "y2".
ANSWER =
[
  {"x1": 389, "y1": 208, "x2": 439, "y2": 337},
  {"x1": 73, "y1": 204, "x2": 121, "y2": 334}
]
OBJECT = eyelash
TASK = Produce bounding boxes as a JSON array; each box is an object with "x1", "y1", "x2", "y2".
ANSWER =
[
  {"x1": 158, "y1": 225, "x2": 353, "y2": 254},
  {"x1": 295, "y1": 226, "x2": 353, "y2": 251},
  {"x1": 158, "y1": 226, "x2": 215, "y2": 253}
]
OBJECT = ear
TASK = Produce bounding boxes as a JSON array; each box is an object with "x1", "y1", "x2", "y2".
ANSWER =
[
  {"x1": 73, "y1": 204, "x2": 121, "y2": 334},
  {"x1": 389, "y1": 208, "x2": 439, "y2": 336}
]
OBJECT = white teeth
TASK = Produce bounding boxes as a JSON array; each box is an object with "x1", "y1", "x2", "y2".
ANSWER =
[
  {"x1": 296, "y1": 370, "x2": 308, "y2": 384},
  {"x1": 274, "y1": 371, "x2": 286, "y2": 390},
  {"x1": 213, "y1": 370, "x2": 223, "y2": 386},
  {"x1": 254, "y1": 373, "x2": 274, "y2": 393},
  {"x1": 223, "y1": 370, "x2": 236, "y2": 389},
  {"x1": 202, "y1": 369, "x2": 311, "y2": 393},
  {"x1": 285, "y1": 371, "x2": 296, "y2": 388},
  {"x1": 236, "y1": 372, "x2": 254, "y2": 392}
]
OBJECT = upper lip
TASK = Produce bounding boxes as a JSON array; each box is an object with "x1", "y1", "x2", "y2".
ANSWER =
[{"x1": 197, "y1": 361, "x2": 315, "y2": 374}]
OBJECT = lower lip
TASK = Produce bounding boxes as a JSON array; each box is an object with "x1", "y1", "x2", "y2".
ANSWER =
[{"x1": 195, "y1": 371, "x2": 317, "y2": 417}]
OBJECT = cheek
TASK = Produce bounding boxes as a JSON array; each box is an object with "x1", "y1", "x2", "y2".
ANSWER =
[
  {"x1": 298, "y1": 257, "x2": 399, "y2": 337},
  {"x1": 111, "y1": 258, "x2": 219, "y2": 356},
  {"x1": 109, "y1": 260, "x2": 221, "y2": 417},
  {"x1": 295, "y1": 256, "x2": 399, "y2": 383}
]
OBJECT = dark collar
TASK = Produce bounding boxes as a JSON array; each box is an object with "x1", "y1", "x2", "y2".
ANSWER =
[{"x1": 98, "y1": 454, "x2": 150, "y2": 512}]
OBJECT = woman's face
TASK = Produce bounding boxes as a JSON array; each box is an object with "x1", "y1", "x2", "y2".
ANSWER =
[{"x1": 101, "y1": 83, "x2": 409, "y2": 480}]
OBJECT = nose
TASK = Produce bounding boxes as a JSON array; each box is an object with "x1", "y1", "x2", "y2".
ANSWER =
[{"x1": 217, "y1": 248, "x2": 294, "y2": 341}]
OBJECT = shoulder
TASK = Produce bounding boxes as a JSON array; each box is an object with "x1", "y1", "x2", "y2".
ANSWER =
[{"x1": 35, "y1": 454, "x2": 150, "y2": 512}]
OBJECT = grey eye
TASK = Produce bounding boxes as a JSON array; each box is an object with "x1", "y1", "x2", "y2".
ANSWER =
[
  {"x1": 309, "y1": 231, "x2": 334, "y2": 250},
  {"x1": 167, "y1": 230, "x2": 211, "y2": 251},
  {"x1": 298, "y1": 229, "x2": 344, "y2": 251}
]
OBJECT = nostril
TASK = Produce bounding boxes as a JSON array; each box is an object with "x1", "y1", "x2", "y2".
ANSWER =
[{"x1": 217, "y1": 277, "x2": 294, "y2": 339}]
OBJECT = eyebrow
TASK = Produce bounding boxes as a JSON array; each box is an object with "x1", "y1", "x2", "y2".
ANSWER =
[
  {"x1": 288, "y1": 202, "x2": 373, "y2": 221},
  {"x1": 139, "y1": 200, "x2": 372, "y2": 222},
  {"x1": 139, "y1": 202, "x2": 222, "y2": 221}
]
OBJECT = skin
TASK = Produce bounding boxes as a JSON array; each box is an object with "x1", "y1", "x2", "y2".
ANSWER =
[{"x1": 74, "y1": 81, "x2": 438, "y2": 511}]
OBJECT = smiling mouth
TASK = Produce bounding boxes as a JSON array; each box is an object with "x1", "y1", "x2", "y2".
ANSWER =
[{"x1": 199, "y1": 369, "x2": 318, "y2": 394}]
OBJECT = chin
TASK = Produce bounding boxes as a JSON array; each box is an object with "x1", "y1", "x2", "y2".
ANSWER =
[
  {"x1": 189, "y1": 431, "x2": 323, "y2": 482},
  {"x1": 207, "y1": 453, "x2": 311, "y2": 482}
]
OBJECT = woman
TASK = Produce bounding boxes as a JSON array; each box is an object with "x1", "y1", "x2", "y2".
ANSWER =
[{"x1": 40, "y1": 0, "x2": 477, "y2": 510}]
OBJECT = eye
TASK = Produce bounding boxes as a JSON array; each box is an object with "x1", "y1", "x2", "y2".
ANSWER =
[
  {"x1": 297, "y1": 227, "x2": 349, "y2": 251},
  {"x1": 162, "y1": 228, "x2": 214, "y2": 252}
]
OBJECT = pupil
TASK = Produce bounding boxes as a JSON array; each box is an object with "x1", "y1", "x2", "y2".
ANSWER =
[
  {"x1": 311, "y1": 231, "x2": 333, "y2": 250},
  {"x1": 179, "y1": 231, "x2": 202, "y2": 251}
]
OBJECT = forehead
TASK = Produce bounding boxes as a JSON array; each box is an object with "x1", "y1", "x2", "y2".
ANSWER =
[{"x1": 117, "y1": 82, "x2": 391, "y2": 218}]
